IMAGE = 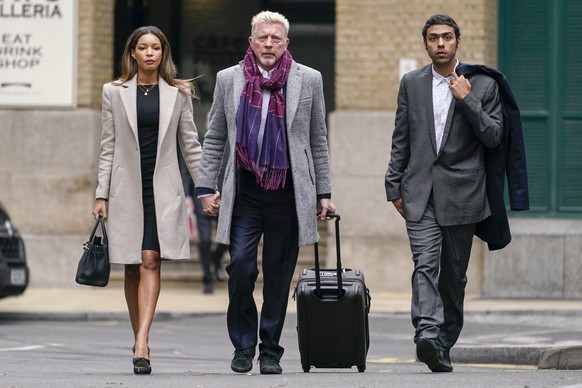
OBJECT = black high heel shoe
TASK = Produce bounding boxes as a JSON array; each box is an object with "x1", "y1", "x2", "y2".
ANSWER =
[
  {"x1": 132, "y1": 345, "x2": 151, "y2": 374},
  {"x1": 133, "y1": 357, "x2": 151, "y2": 374}
]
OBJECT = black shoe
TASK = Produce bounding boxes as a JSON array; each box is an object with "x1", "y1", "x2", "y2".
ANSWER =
[
  {"x1": 203, "y1": 282, "x2": 213, "y2": 294},
  {"x1": 132, "y1": 344, "x2": 151, "y2": 374},
  {"x1": 416, "y1": 337, "x2": 452, "y2": 373},
  {"x1": 133, "y1": 357, "x2": 152, "y2": 375},
  {"x1": 259, "y1": 353, "x2": 282, "y2": 374},
  {"x1": 441, "y1": 350, "x2": 453, "y2": 371},
  {"x1": 231, "y1": 348, "x2": 255, "y2": 373}
]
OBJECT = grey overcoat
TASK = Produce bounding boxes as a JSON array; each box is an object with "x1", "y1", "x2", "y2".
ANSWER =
[
  {"x1": 95, "y1": 76, "x2": 202, "y2": 264},
  {"x1": 195, "y1": 60, "x2": 332, "y2": 246}
]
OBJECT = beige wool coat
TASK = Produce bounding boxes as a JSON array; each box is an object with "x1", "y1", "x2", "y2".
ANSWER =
[{"x1": 95, "y1": 76, "x2": 202, "y2": 264}]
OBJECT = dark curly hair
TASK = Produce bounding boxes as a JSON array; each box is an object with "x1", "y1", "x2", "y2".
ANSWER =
[{"x1": 422, "y1": 14, "x2": 461, "y2": 40}]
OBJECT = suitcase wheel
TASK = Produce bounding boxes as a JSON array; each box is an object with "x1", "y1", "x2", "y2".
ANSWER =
[
  {"x1": 357, "y1": 364, "x2": 366, "y2": 373},
  {"x1": 302, "y1": 364, "x2": 310, "y2": 373}
]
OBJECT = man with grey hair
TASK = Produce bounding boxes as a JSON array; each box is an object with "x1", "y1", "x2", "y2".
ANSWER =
[{"x1": 196, "y1": 10, "x2": 335, "y2": 374}]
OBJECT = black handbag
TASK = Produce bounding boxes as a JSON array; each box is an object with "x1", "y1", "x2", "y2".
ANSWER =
[{"x1": 75, "y1": 214, "x2": 110, "y2": 287}]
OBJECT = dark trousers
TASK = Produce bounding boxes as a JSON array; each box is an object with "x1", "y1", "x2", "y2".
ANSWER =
[
  {"x1": 194, "y1": 197, "x2": 228, "y2": 285},
  {"x1": 226, "y1": 172, "x2": 299, "y2": 360},
  {"x1": 194, "y1": 197, "x2": 213, "y2": 284},
  {"x1": 406, "y1": 199, "x2": 476, "y2": 351}
]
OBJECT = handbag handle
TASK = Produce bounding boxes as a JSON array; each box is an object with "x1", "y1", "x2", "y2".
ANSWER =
[
  {"x1": 99, "y1": 215, "x2": 108, "y2": 246},
  {"x1": 87, "y1": 214, "x2": 108, "y2": 248}
]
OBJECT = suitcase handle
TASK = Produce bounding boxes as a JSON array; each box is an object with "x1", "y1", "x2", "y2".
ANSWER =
[{"x1": 314, "y1": 212, "x2": 343, "y2": 298}]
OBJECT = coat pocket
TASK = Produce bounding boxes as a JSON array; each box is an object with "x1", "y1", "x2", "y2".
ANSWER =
[
  {"x1": 164, "y1": 165, "x2": 182, "y2": 197},
  {"x1": 304, "y1": 149, "x2": 314, "y2": 185},
  {"x1": 450, "y1": 168, "x2": 486, "y2": 214},
  {"x1": 109, "y1": 166, "x2": 124, "y2": 198}
]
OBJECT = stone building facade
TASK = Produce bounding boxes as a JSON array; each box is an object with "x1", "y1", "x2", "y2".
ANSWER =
[
  {"x1": 0, "y1": 0, "x2": 114, "y2": 286},
  {"x1": 1, "y1": 0, "x2": 579, "y2": 298}
]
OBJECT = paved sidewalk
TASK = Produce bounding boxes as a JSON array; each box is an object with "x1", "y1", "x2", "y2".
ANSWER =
[
  {"x1": 1, "y1": 285, "x2": 582, "y2": 369},
  {"x1": 3, "y1": 286, "x2": 582, "y2": 315}
]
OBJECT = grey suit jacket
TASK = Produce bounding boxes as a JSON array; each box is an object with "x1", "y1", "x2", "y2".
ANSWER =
[
  {"x1": 385, "y1": 64, "x2": 503, "y2": 226},
  {"x1": 96, "y1": 76, "x2": 202, "y2": 263},
  {"x1": 196, "y1": 60, "x2": 331, "y2": 246}
]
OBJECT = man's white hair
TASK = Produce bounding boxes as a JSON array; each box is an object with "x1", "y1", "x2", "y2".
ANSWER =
[{"x1": 251, "y1": 10, "x2": 290, "y2": 36}]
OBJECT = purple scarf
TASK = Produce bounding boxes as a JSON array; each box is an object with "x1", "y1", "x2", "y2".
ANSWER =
[{"x1": 235, "y1": 46, "x2": 293, "y2": 190}]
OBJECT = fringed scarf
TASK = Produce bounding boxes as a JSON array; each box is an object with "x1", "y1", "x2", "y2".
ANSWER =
[{"x1": 235, "y1": 46, "x2": 293, "y2": 190}]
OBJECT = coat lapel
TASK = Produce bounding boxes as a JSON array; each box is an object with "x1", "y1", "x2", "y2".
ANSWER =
[
  {"x1": 285, "y1": 61, "x2": 301, "y2": 130},
  {"x1": 439, "y1": 62, "x2": 465, "y2": 156},
  {"x1": 438, "y1": 98, "x2": 456, "y2": 156},
  {"x1": 120, "y1": 76, "x2": 139, "y2": 145},
  {"x1": 422, "y1": 67, "x2": 438, "y2": 154},
  {"x1": 232, "y1": 60, "x2": 301, "y2": 130},
  {"x1": 233, "y1": 62, "x2": 245, "y2": 115},
  {"x1": 157, "y1": 77, "x2": 178, "y2": 145}
]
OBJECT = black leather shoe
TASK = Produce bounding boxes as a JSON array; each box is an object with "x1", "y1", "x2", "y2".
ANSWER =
[
  {"x1": 132, "y1": 345, "x2": 151, "y2": 374},
  {"x1": 441, "y1": 350, "x2": 453, "y2": 371},
  {"x1": 133, "y1": 357, "x2": 152, "y2": 374},
  {"x1": 231, "y1": 348, "x2": 255, "y2": 373},
  {"x1": 259, "y1": 353, "x2": 282, "y2": 374},
  {"x1": 416, "y1": 337, "x2": 452, "y2": 373}
]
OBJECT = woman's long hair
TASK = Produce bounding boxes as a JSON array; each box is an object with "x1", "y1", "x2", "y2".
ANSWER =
[{"x1": 115, "y1": 26, "x2": 197, "y2": 98}]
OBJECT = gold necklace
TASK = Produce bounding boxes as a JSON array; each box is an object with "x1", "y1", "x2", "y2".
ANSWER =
[{"x1": 138, "y1": 84, "x2": 157, "y2": 96}]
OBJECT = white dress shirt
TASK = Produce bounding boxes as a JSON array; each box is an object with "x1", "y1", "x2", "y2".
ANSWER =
[{"x1": 431, "y1": 60, "x2": 458, "y2": 152}]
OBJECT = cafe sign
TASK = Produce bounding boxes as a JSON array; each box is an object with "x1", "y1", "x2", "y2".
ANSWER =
[{"x1": 0, "y1": 0, "x2": 77, "y2": 108}]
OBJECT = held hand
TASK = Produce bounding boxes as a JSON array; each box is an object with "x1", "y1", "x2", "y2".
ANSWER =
[
  {"x1": 201, "y1": 191, "x2": 221, "y2": 217},
  {"x1": 449, "y1": 72, "x2": 471, "y2": 100},
  {"x1": 212, "y1": 190, "x2": 221, "y2": 207},
  {"x1": 317, "y1": 198, "x2": 336, "y2": 220},
  {"x1": 392, "y1": 198, "x2": 404, "y2": 219},
  {"x1": 92, "y1": 198, "x2": 108, "y2": 220}
]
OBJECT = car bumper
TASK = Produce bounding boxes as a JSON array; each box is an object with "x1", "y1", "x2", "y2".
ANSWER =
[
  {"x1": 0, "y1": 263, "x2": 29, "y2": 297},
  {"x1": 0, "y1": 235, "x2": 29, "y2": 298}
]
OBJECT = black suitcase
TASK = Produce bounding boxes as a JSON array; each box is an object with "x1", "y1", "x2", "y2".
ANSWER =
[{"x1": 294, "y1": 213, "x2": 371, "y2": 372}]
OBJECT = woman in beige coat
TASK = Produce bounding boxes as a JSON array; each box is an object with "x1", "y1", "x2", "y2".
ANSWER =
[{"x1": 92, "y1": 26, "x2": 201, "y2": 375}]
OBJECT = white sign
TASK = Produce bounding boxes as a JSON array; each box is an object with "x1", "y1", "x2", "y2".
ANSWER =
[
  {"x1": 0, "y1": 0, "x2": 77, "y2": 108},
  {"x1": 399, "y1": 58, "x2": 417, "y2": 80}
]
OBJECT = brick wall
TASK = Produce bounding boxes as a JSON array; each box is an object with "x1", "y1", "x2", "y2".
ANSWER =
[
  {"x1": 336, "y1": 0, "x2": 499, "y2": 111},
  {"x1": 77, "y1": 0, "x2": 114, "y2": 109}
]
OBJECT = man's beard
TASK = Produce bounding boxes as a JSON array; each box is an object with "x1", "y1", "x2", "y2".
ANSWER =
[{"x1": 258, "y1": 56, "x2": 277, "y2": 68}]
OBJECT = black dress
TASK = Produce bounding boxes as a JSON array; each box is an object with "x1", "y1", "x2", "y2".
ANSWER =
[{"x1": 137, "y1": 85, "x2": 160, "y2": 252}]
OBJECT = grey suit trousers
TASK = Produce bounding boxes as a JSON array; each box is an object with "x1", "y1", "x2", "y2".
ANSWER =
[{"x1": 406, "y1": 198, "x2": 476, "y2": 351}]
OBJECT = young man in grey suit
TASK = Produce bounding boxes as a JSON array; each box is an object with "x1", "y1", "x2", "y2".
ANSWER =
[
  {"x1": 195, "y1": 10, "x2": 335, "y2": 374},
  {"x1": 385, "y1": 14, "x2": 503, "y2": 372}
]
